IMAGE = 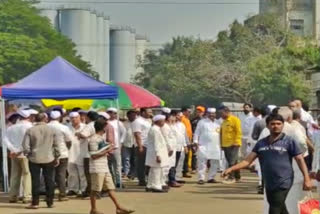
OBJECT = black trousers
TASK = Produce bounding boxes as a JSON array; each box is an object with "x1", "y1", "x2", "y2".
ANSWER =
[
  {"x1": 266, "y1": 188, "x2": 290, "y2": 214},
  {"x1": 223, "y1": 146, "x2": 241, "y2": 180},
  {"x1": 84, "y1": 158, "x2": 91, "y2": 194},
  {"x1": 134, "y1": 147, "x2": 147, "y2": 185},
  {"x1": 55, "y1": 158, "x2": 68, "y2": 197},
  {"x1": 29, "y1": 161, "x2": 55, "y2": 206}
]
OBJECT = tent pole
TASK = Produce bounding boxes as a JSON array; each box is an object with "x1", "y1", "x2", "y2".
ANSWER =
[
  {"x1": 116, "y1": 98, "x2": 122, "y2": 189},
  {"x1": 0, "y1": 98, "x2": 9, "y2": 192}
]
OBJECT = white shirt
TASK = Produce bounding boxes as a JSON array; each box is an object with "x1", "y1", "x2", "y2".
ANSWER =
[
  {"x1": 132, "y1": 117, "x2": 152, "y2": 147},
  {"x1": 123, "y1": 121, "x2": 135, "y2": 148},
  {"x1": 68, "y1": 123, "x2": 86, "y2": 165},
  {"x1": 80, "y1": 121, "x2": 96, "y2": 158},
  {"x1": 108, "y1": 119, "x2": 126, "y2": 149},
  {"x1": 194, "y1": 118, "x2": 221, "y2": 160},
  {"x1": 174, "y1": 122, "x2": 188, "y2": 151},
  {"x1": 239, "y1": 112, "x2": 254, "y2": 138},
  {"x1": 89, "y1": 134, "x2": 110, "y2": 173},
  {"x1": 48, "y1": 120, "x2": 73, "y2": 159},
  {"x1": 312, "y1": 129, "x2": 320, "y2": 172},
  {"x1": 4, "y1": 120, "x2": 33, "y2": 156}
]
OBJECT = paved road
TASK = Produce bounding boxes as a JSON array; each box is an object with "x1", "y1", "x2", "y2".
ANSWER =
[{"x1": 0, "y1": 171, "x2": 263, "y2": 214}]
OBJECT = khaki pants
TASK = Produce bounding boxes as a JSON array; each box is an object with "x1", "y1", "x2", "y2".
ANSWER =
[{"x1": 9, "y1": 158, "x2": 31, "y2": 200}]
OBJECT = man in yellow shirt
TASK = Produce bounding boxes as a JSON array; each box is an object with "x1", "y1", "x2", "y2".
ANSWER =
[
  {"x1": 181, "y1": 107, "x2": 193, "y2": 178},
  {"x1": 219, "y1": 106, "x2": 242, "y2": 184}
]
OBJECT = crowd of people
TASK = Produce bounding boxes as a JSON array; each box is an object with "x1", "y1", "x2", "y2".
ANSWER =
[{"x1": 0, "y1": 99, "x2": 319, "y2": 214}]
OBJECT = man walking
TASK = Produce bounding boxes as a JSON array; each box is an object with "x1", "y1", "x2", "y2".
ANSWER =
[
  {"x1": 22, "y1": 113, "x2": 60, "y2": 209},
  {"x1": 219, "y1": 106, "x2": 242, "y2": 184},
  {"x1": 194, "y1": 108, "x2": 221, "y2": 184},
  {"x1": 5, "y1": 109, "x2": 32, "y2": 203},
  {"x1": 223, "y1": 113, "x2": 312, "y2": 214},
  {"x1": 239, "y1": 103, "x2": 254, "y2": 158}
]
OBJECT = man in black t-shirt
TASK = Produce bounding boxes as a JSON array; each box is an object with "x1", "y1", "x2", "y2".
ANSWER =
[{"x1": 223, "y1": 114, "x2": 312, "y2": 214}]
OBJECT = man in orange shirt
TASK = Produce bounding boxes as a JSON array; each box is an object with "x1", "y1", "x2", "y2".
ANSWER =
[{"x1": 181, "y1": 106, "x2": 193, "y2": 178}]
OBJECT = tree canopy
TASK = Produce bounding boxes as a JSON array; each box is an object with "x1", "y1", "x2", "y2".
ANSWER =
[
  {"x1": 135, "y1": 14, "x2": 320, "y2": 107},
  {"x1": 0, "y1": 0, "x2": 97, "y2": 85}
]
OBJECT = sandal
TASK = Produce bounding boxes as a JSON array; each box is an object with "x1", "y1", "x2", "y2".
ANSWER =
[
  {"x1": 116, "y1": 209, "x2": 135, "y2": 214},
  {"x1": 26, "y1": 205, "x2": 39, "y2": 209},
  {"x1": 90, "y1": 210, "x2": 104, "y2": 214}
]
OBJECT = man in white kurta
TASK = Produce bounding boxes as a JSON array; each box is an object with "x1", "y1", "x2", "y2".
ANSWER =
[
  {"x1": 194, "y1": 108, "x2": 221, "y2": 184},
  {"x1": 239, "y1": 104, "x2": 254, "y2": 158},
  {"x1": 67, "y1": 112, "x2": 87, "y2": 196},
  {"x1": 146, "y1": 115, "x2": 169, "y2": 192}
]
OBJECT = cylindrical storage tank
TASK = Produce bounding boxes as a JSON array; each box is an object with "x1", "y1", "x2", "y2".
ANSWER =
[
  {"x1": 110, "y1": 27, "x2": 134, "y2": 82},
  {"x1": 135, "y1": 35, "x2": 149, "y2": 76},
  {"x1": 129, "y1": 28, "x2": 136, "y2": 81},
  {"x1": 60, "y1": 9, "x2": 91, "y2": 65},
  {"x1": 96, "y1": 14, "x2": 105, "y2": 81},
  {"x1": 103, "y1": 16, "x2": 110, "y2": 82},
  {"x1": 90, "y1": 11, "x2": 98, "y2": 73},
  {"x1": 39, "y1": 9, "x2": 59, "y2": 30}
]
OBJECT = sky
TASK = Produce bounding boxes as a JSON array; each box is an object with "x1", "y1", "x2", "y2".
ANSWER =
[{"x1": 40, "y1": 0, "x2": 259, "y2": 48}]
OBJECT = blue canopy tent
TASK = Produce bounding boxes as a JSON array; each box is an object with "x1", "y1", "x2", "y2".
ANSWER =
[{"x1": 0, "y1": 56, "x2": 118, "y2": 192}]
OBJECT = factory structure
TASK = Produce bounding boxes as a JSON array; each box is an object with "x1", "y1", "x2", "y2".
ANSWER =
[
  {"x1": 259, "y1": 0, "x2": 320, "y2": 42},
  {"x1": 260, "y1": 0, "x2": 320, "y2": 109},
  {"x1": 39, "y1": 5, "x2": 149, "y2": 83}
]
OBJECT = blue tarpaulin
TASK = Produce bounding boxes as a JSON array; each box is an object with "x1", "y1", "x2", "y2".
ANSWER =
[{"x1": 2, "y1": 56, "x2": 118, "y2": 99}]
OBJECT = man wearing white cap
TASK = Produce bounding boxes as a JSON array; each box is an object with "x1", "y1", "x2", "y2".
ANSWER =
[
  {"x1": 48, "y1": 111, "x2": 72, "y2": 201},
  {"x1": 67, "y1": 112, "x2": 87, "y2": 196},
  {"x1": 146, "y1": 115, "x2": 169, "y2": 192},
  {"x1": 107, "y1": 107, "x2": 126, "y2": 188},
  {"x1": 194, "y1": 108, "x2": 221, "y2": 184},
  {"x1": 4, "y1": 109, "x2": 33, "y2": 203}
]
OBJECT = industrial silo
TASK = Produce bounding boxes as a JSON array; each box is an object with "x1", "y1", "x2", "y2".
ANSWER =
[
  {"x1": 39, "y1": 8, "x2": 59, "y2": 30},
  {"x1": 89, "y1": 11, "x2": 98, "y2": 73},
  {"x1": 135, "y1": 35, "x2": 149, "y2": 76},
  {"x1": 103, "y1": 16, "x2": 110, "y2": 82},
  {"x1": 96, "y1": 13, "x2": 105, "y2": 81},
  {"x1": 129, "y1": 28, "x2": 137, "y2": 81},
  {"x1": 60, "y1": 9, "x2": 91, "y2": 66},
  {"x1": 110, "y1": 26, "x2": 135, "y2": 82}
]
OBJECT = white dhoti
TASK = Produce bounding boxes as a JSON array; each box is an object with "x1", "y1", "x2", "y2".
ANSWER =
[
  {"x1": 67, "y1": 163, "x2": 87, "y2": 193},
  {"x1": 197, "y1": 158, "x2": 219, "y2": 181},
  {"x1": 147, "y1": 167, "x2": 165, "y2": 190}
]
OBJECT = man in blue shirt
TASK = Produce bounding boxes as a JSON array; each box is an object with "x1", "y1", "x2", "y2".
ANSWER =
[{"x1": 222, "y1": 114, "x2": 312, "y2": 214}]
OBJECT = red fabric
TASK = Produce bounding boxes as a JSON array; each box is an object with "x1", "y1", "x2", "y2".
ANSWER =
[
  {"x1": 0, "y1": 83, "x2": 13, "y2": 96},
  {"x1": 117, "y1": 82, "x2": 161, "y2": 108},
  {"x1": 299, "y1": 198, "x2": 320, "y2": 214}
]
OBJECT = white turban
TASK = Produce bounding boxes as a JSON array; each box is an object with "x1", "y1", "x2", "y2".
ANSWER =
[
  {"x1": 50, "y1": 111, "x2": 61, "y2": 119},
  {"x1": 268, "y1": 105, "x2": 277, "y2": 112},
  {"x1": 107, "y1": 107, "x2": 118, "y2": 113},
  {"x1": 17, "y1": 109, "x2": 31, "y2": 118},
  {"x1": 161, "y1": 107, "x2": 171, "y2": 114},
  {"x1": 69, "y1": 112, "x2": 80, "y2": 118},
  {"x1": 28, "y1": 109, "x2": 39, "y2": 115},
  {"x1": 153, "y1": 114, "x2": 166, "y2": 122},
  {"x1": 78, "y1": 110, "x2": 88, "y2": 114},
  {"x1": 207, "y1": 108, "x2": 216, "y2": 113},
  {"x1": 98, "y1": 112, "x2": 110, "y2": 120}
]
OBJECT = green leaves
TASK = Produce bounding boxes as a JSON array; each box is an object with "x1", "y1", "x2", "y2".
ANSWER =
[
  {"x1": 135, "y1": 14, "x2": 318, "y2": 107},
  {"x1": 0, "y1": 0, "x2": 97, "y2": 85}
]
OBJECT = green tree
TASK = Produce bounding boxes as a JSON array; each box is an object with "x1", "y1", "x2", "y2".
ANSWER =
[
  {"x1": 0, "y1": 0, "x2": 97, "y2": 85},
  {"x1": 135, "y1": 14, "x2": 319, "y2": 107}
]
